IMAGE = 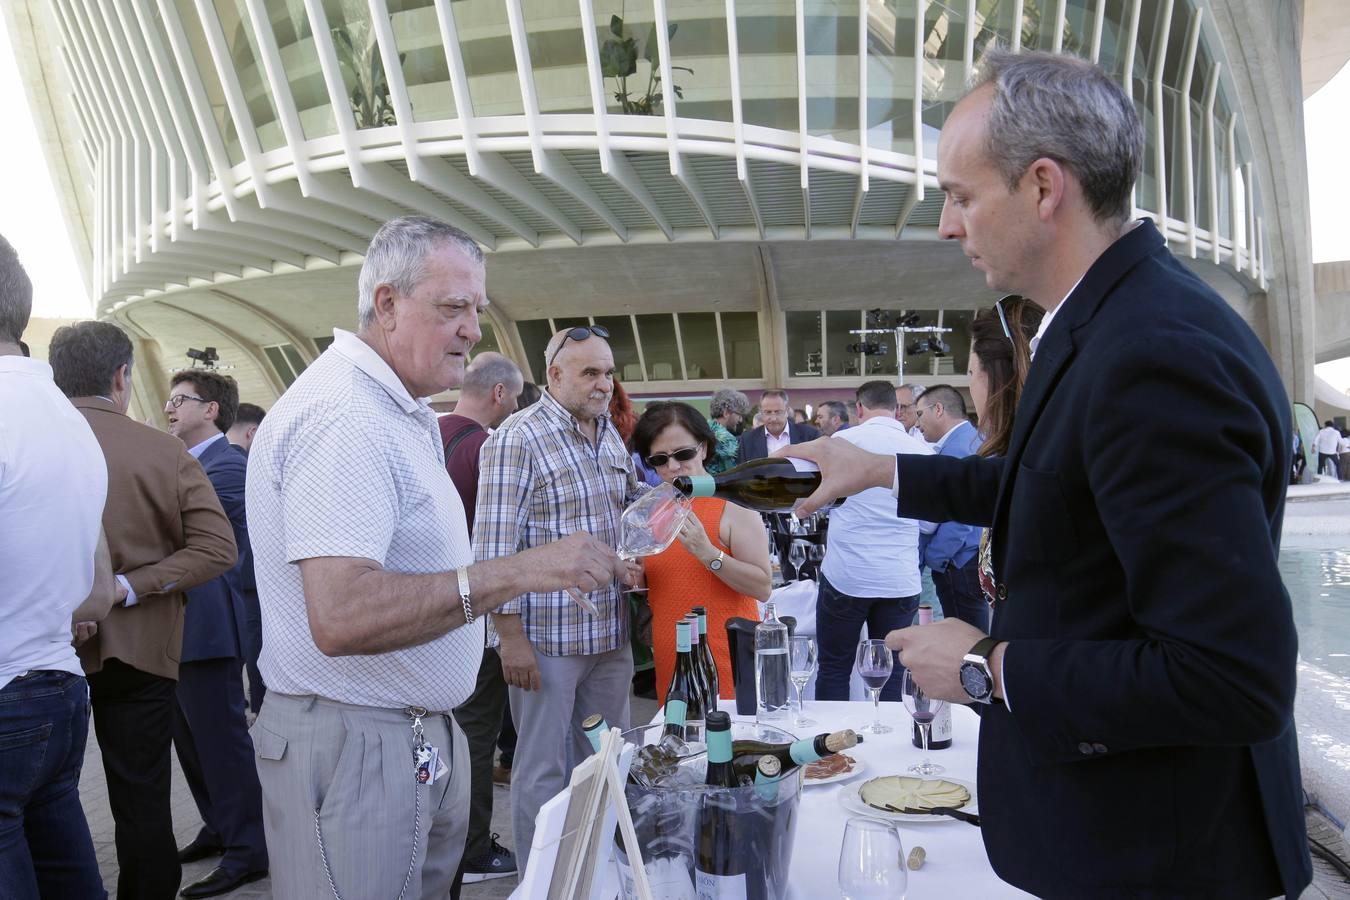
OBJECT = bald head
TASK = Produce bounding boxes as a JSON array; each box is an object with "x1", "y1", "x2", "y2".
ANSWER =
[
  {"x1": 545, "y1": 327, "x2": 615, "y2": 423},
  {"x1": 452, "y1": 351, "x2": 525, "y2": 429}
]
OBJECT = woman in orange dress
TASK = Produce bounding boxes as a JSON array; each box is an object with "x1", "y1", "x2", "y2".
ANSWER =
[{"x1": 631, "y1": 402, "x2": 772, "y2": 704}]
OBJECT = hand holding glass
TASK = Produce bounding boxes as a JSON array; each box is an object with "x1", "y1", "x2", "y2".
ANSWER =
[
  {"x1": 855, "y1": 640, "x2": 894, "y2": 735},
  {"x1": 838, "y1": 816, "x2": 907, "y2": 900},
  {"x1": 902, "y1": 669, "x2": 947, "y2": 776},
  {"x1": 788, "y1": 635, "x2": 818, "y2": 727},
  {"x1": 565, "y1": 484, "x2": 691, "y2": 614}
]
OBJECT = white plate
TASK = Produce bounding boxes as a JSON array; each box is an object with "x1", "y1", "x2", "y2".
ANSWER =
[
  {"x1": 836, "y1": 776, "x2": 979, "y2": 823},
  {"x1": 802, "y1": 753, "x2": 865, "y2": 787}
]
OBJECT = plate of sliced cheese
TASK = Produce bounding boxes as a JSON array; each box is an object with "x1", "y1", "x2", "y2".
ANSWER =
[{"x1": 838, "y1": 775, "x2": 978, "y2": 823}]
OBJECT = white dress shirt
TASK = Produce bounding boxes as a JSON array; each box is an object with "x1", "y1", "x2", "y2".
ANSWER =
[
  {"x1": 1314, "y1": 426, "x2": 1342, "y2": 455},
  {"x1": 765, "y1": 426, "x2": 792, "y2": 455}
]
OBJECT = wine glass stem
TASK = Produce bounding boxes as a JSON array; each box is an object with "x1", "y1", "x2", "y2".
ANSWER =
[
  {"x1": 872, "y1": 688, "x2": 881, "y2": 730},
  {"x1": 921, "y1": 723, "x2": 931, "y2": 763}
]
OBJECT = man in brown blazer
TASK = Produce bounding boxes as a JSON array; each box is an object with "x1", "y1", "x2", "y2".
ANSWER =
[{"x1": 50, "y1": 321, "x2": 237, "y2": 900}]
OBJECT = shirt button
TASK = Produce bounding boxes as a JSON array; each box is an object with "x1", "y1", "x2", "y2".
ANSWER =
[
  {"x1": 1077, "y1": 742, "x2": 1094, "y2": 755},
  {"x1": 1092, "y1": 742, "x2": 1108, "y2": 755}
]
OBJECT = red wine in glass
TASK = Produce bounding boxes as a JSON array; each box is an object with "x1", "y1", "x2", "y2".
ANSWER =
[{"x1": 855, "y1": 640, "x2": 894, "y2": 735}]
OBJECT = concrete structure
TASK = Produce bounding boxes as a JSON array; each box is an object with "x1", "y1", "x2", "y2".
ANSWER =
[{"x1": 3, "y1": 0, "x2": 1331, "y2": 420}]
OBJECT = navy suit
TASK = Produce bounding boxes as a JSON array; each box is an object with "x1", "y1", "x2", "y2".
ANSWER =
[
  {"x1": 171, "y1": 436, "x2": 268, "y2": 875},
  {"x1": 895, "y1": 221, "x2": 1309, "y2": 898},
  {"x1": 920, "y1": 419, "x2": 988, "y2": 630},
  {"x1": 735, "y1": 420, "x2": 820, "y2": 465}
]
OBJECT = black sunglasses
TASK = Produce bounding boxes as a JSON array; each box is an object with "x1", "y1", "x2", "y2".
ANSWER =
[
  {"x1": 645, "y1": 446, "x2": 702, "y2": 468},
  {"x1": 548, "y1": 325, "x2": 610, "y2": 368}
]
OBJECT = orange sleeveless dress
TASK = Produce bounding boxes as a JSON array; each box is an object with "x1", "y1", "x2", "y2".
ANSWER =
[{"x1": 646, "y1": 497, "x2": 760, "y2": 704}]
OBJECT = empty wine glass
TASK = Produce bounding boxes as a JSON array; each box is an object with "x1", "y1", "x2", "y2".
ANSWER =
[
  {"x1": 565, "y1": 484, "x2": 691, "y2": 614},
  {"x1": 902, "y1": 669, "x2": 947, "y2": 776},
  {"x1": 787, "y1": 541, "x2": 807, "y2": 581},
  {"x1": 838, "y1": 817, "x2": 907, "y2": 900},
  {"x1": 788, "y1": 635, "x2": 818, "y2": 727},
  {"x1": 854, "y1": 640, "x2": 894, "y2": 735}
]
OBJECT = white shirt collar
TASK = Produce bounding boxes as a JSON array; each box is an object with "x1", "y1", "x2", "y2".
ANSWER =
[
  {"x1": 187, "y1": 431, "x2": 226, "y2": 459},
  {"x1": 330, "y1": 328, "x2": 424, "y2": 414},
  {"x1": 858, "y1": 415, "x2": 905, "y2": 433},
  {"x1": 1030, "y1": 220, "x2": 1144, "y2": 358}
]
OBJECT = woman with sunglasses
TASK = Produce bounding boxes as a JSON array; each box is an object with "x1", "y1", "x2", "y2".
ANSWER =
[
  {"x1": 968, "y1": 295, "x2": 1045, "y2": 605},
  {"x1": 631, "y1": 402, "x2": 772, "y2": 703}
]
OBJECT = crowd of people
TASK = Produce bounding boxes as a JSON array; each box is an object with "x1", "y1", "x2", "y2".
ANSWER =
[{"x1": 0, "y1": 48, "x2": 1314, "y2": 900}]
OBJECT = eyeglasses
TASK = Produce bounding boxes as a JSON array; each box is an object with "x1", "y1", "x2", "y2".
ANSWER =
[
  {"x1": 994, "y1": 295, "x2": 1014, "y2": 340},
  {"x1": 645, "y1": 445, "x2": 702, "y2": 468},
  {"x1": 166, "y1": 394, "x2": 209, "y2": 409},
  {"x1": 548, "y1": 325, "x2": 610, "y2": 368}
]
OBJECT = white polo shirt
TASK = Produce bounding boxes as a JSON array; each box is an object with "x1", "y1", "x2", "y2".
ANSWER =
[
  {"x1": 246, "y1": 330, "x2": 483, "y2": 711},
  {"x1": 0, "y1": 356, "x2": 108, "y2": 690}
]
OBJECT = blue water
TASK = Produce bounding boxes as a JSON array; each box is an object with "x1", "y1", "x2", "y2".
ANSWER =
[{"x1": 1280, "y1": 544, "x2": 1350, "y2": 678}]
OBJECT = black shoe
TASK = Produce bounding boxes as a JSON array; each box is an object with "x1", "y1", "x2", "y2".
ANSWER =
[
  {"x1": 462, "y1": 834, "x2": 517, "y2": 883},
  {"x1": 632, "y1": 668, "x2": 657, "y2": 700},
  {"x1": 179, "y1": 866, "x2": 267, "y2": 898},
  {"x1": 177, "y1": 836, "x2": 224, "y2": 864}
]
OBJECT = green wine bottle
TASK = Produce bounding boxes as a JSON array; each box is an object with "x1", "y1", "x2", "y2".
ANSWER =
[
  {"x1": 728, "y1": 729, "x2": 859, "y2": 779},
  {"x1": 691, "y1": 605, "x2": 720, "y2": 703},
  {"x1": 673, "y1": 456, "x2": 822, "y2": 513},
  {"x1": 666, "y1": 619, "x2": 706, "y2": 727}
]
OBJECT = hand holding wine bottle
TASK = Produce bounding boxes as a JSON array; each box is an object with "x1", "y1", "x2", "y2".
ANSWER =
[{"x1": 768, "y1": 437, "x2": 897, "y2": 517}]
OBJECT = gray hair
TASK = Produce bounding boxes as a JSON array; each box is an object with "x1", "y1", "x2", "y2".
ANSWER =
[
  {"x1": 462, "y1": 351, "x2": 523, "y2": 396},
  {"x1": 0, "y1": 234, "x2": 33, "y2": 344},
  {"x1": 760, "y1": 389, "x2": 790, "y2": 406},
  {"x1": 819, "y1": 400, "x2": 850, "y2": 422},
  {"x1": 49, "y1": 320, "x2": 134, "y2": 398},
  {"x1": 709, "y1": 388, "x2": 750, "y2": 419},
  {"x1": 896, "y1": 383, "x2": 925, "y2": 401},
  {"x1": 357, "y1": 216, "x2": 484, "y2": 329},
  {"x1": 973, "y1": 50, "x2": 1144, "y2": 224}
]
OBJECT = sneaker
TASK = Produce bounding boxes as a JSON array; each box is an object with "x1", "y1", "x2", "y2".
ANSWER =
[
  {"x1": 492, "y1": 765, "x2": 512, "y2": 786},
  {"x1": 462, "y1": 834, "x2": 517, "y2": 883}
]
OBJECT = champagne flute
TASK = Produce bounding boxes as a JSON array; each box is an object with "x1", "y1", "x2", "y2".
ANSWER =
[
  {"x1": 854, "y1": 640, "x2": 894, "y2": 735},
  {"x1": 838, "y1": 817, "x2": 907, "y2": 900},
  {"x1": 902, "y1": 669, "x2": 947, "y2": 776},
  {"x1": 788, "y1": 635, "x2": 818, "y2": 727}
]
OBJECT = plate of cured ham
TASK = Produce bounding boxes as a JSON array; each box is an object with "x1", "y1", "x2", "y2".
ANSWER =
[{"x1": 802, "y1": 752, "x2": 863, "y2": 786}]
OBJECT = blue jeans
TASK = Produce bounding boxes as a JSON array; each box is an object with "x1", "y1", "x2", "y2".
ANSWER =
[
  {"x1": 814, "y1": 573, "x2": 919, "y2": 702},
  {"x1": 931, "y1": 558, "x2": 991, "y2": 633},
  {"x1": 0, "y1": 671, "x2": 105, "y2": 900}
]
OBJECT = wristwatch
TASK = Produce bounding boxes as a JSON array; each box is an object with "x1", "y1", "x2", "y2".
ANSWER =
[
  {"x1": 960, "y1": 636, "x2": 1000, "y2": 704},
  {"x1": 707, "y1": 551, "x2": 725, "y2": 572}
]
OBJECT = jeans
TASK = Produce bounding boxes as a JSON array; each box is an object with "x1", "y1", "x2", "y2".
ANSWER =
[
  {"x1": 814, "y1": 573, "x2": 919, "y2": 702},
  {"x1": 0, "y1": 671, "x2": 105, "y2": 900},
  {"x1": 931, "y1": 558, "x2": 991, "y2": 633}
]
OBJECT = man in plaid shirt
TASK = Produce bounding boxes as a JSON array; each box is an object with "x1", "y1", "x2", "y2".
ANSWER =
[{"x1": 474, "y1": 327, "x2": 643, "y2": 871}]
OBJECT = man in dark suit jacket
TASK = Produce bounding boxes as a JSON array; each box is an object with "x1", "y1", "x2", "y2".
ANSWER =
[
  {"x1": 50, "y1": 322, "x2": 237, "y2": 900},
  {"x1": 735, "y1": 389, "x2": 820, "y2": 465},
  {"x1": 786, "y1": 51, "x2": 1310, "y2": 899},
  {"x1": 164, "y1": 369, "x2": 269, "y2": 898}
]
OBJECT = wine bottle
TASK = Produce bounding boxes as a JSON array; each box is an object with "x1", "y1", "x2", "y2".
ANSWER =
[
  {"x1": 754, "y1": 602, "x2": 790, "y2": 723},
  {"x1": 729, "y1": 729, "x2": 859, "y2": 779},
  {"x1": 702, "y1": 710, "x2": 737, "y2": 788},
  {"x1": 673, "y1": 456, "x2": 822, "y2": 513},
  {"x1": 582, "y1": 713, "x2": 608, "y2": 753},
  {"x1": 753, "y1": 754, "x2": 781, "y2": 802},
  {"x1": 684, "y1": 613, "x2": 713, "y2": 718},
  {"x1": 667, "y1": 619, "x2": 706, "y2": 727},
  {"x1": 910, "y1": 606, "x2": 953, "y2": 750},
  {"x1": 663, "y1": 689, "x2": 688, "y2": 740},
  {"x1": 691, "y1": 605, "x2": 721, "y2": 703}
]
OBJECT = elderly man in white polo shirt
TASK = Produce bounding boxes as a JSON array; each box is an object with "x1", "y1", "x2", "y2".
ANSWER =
[{"x1": 246, "y1": 216, "x2": 625, "y2": 899}]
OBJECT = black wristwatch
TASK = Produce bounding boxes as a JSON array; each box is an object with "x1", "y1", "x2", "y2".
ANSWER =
[{"x1": 960, "y1": 637, "x2": 1000, "y2": 704}]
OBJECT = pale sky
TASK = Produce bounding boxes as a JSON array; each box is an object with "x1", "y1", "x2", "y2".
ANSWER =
[{"x1": 1, "y1": 13, "x2": 1348, "y2": 384}]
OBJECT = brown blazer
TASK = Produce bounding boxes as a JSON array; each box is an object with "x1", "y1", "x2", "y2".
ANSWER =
[{"x1": 72, "y1": 397, "x2": 237, "y2": 680}]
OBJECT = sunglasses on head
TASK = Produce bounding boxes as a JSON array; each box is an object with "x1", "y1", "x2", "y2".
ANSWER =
[
  {"x1": 548, "y1": 325, "x2": 610, "y2": 367},
  {"x1": 645, "y1": 445, "x2": 702, "y2": 468},
  {"x1": 994, "y1": 295, "x2": 1015, "y2": 340}
]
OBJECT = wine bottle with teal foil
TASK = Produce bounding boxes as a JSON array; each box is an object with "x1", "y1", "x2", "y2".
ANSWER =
[
  {"x1": 696, "y1": 711, "x2": 760, "y2": 897},
  {"x1": 582, "y1": 713, "x2": 609, "y2": 753},
  {"x1": 684, "y1": 613, "x2": 713, "y2": 718},
  {"x1": 753, "y1": 755, "x2": 781, "y2": 801},
  {"x1": 667, "y1": 619, "x2": 706, "y2": 728},
  {"x1": 662, "y1": 689, "x2": 688, "y2": 740},
  {"x1": 729, "y1": 728, "x2": 859, "y2": 780},
  {"x1": 672, "y1": 456, "x2": 822, "y2": 513},
  {"x1": 702, "y1": 711, "x2": 737, "y2": 788},
  {"x1": 691, "y1": 605, "x2": 720, "y2": 705}
]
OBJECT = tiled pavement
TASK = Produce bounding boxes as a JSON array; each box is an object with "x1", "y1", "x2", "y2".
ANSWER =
[{"x1": 78, "y1": 693, "x2": 660, "y2": 900}]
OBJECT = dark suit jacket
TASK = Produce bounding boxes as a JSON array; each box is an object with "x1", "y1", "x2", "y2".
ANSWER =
[
  {"x1": 73, "y1": 398, "x2": 237, "y2": 681},
  {"x1": 182, "y1": 436, "x2": 255, "y2": 663},
  {"x1": 735, "y1": 420, "x2": 820, "y2": 465},
  {"x1": 894, "y1": 221, "x2": 1310, "y2": 898}
]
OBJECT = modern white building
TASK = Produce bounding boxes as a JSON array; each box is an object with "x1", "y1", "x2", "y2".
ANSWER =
[{"x1": 3, "y1": 0, "x2": 1333, "y2": 418}]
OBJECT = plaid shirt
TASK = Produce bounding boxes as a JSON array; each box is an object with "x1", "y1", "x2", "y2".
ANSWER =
[{"x1": 474, "y1": 389, "x2": 642, "y2": 656}]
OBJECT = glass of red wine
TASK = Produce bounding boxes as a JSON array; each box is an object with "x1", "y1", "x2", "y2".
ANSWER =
[
  {"x1": 854, "y1": 639, "x2": 894, "y2": 735},
  {"x1": 901, "y1": 669, "x2": 946, "y2": 775}
]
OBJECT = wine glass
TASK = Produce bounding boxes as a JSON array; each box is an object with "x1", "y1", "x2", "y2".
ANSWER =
[
  {"x1": 838, "y1": 817, "x2": 907, "y2": 900},
  {"x1": 565, "y1": 484, "x2": 691, "y2": 614},
  {"x1": 902, "y1": 669, "x2": 947, "y2": 776},
  {"x1": 787, "y1": 541, "x2": 807, "y2": 582},
  {"x1": 788, "y1": 635, "x2": 818, "y2": 727},
  {"x1": 854, "y1": 640, "x2": 894, "y2": 735}
]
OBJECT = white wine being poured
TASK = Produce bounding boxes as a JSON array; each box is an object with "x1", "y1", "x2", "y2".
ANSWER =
[{"x1": 673, "y1": 457, "x2": 821, "y2": 513}]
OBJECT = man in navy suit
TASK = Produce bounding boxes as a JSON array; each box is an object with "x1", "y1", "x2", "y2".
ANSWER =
[
  {"x1": 914, "y1": 384, "x2": 988, "y2": 631},
  {"x1": 735, "y1": 389, "x2": 819, "y2": 465},
  {"x1": 164, "y1": 370, "x2": 269, "y2": 898},
  {"x1": 787, "y1": 51, "x2": 1309, "y2": 899}
]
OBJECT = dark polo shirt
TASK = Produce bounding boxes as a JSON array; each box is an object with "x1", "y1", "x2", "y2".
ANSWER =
[{"x1": 438, "y1": 414, "x2": 489, "y2": 533}]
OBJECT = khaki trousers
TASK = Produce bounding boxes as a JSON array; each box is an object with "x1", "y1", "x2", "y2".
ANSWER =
[{"x1": 251, "y1": 691, "x2": 470, "y2": 900}]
